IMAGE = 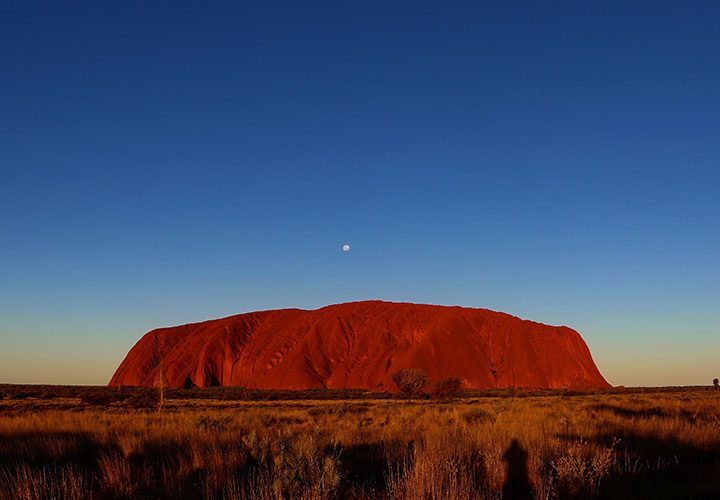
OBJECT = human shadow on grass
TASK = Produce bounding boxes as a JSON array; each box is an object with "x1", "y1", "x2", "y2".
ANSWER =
[{"x1": 502, "y1": 439, "x2": 533, "y2": 500}]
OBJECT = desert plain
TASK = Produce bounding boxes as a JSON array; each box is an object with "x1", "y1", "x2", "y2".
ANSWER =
[{"x1": 1, "y1": 385, "x2": 718, "y2": 499}]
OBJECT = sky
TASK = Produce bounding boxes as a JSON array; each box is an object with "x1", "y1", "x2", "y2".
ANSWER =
[{"x1": 1, "y1": 1, "x2": 719, "y2": 387}]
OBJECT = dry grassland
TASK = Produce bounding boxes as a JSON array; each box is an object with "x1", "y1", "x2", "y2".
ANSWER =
[{"x1": 0, "y1": 388, "x2": 718, "y2": 499}]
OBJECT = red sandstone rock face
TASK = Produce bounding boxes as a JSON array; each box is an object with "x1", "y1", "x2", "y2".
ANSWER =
[{"x1": 109, "y1": 301, "x2": 610, "y2": 390}]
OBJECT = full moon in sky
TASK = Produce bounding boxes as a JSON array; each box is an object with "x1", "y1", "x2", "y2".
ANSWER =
[{"x1": 342, "y1": 244, "x2": 350, "y2": 252}]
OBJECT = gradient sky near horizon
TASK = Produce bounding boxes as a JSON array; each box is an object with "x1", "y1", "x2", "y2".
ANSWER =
[{"x1": 2, "y1": 1, "x2": 719, "y2": 387}]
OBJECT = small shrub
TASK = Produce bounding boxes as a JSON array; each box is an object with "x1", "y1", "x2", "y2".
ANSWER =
[
  {"x1": 462, "y1": 407, "x2": 495, "y2": 424},
  {"x1": 551, "y1": 439, "x2": 618, "y2": 497},
  {"x1": 434, "y1": 377, "x2": 463, "y2": 401},
  {"x1": 125, "y1": 389, "x2": 160, "y2": 409},
  {"x1": 196, "y1": 415, "x2": 228, "y2": 433},
  {"x1": 242, "y1": 431, "x2": 341, "y2": 499},
  {"x1": 81, "y1": 392, "x2": 119, "y2": 407}
]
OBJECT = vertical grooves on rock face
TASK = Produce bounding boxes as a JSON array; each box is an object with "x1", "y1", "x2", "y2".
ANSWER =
[{"x1": 109, "y1": 301, "x2": 611, "y2": 390}]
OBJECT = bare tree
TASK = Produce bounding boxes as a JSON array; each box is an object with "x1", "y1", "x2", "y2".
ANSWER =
[
  {"x1": 434, "y1": 377, "x2": 464, "y2": 402},
  {"x1": 155, "y1": 362, "x2": 167, "y2": 414},
  {"x1": 392, "y1": 368, "x2": 429, "y2": 402},
  {"x1": 714, "y1": 378, "x2": 719, "y2": 390}
]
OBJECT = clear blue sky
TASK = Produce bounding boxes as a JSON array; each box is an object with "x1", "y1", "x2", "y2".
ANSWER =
[{"x1": 1, "y1": 1, "x2": 718, "y2": 386}]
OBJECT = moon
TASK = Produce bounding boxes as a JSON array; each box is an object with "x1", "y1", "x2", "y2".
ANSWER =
[{"x1": 342, "y1": 244, "x2": 350, "y2": 252}]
